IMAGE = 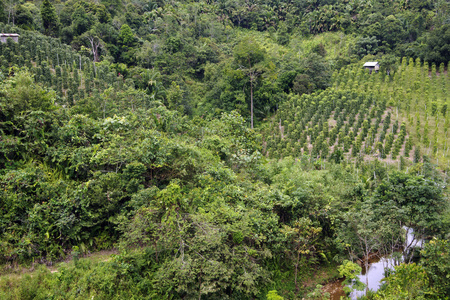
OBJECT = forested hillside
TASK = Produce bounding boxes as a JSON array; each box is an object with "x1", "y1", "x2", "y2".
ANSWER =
[{"x1": 0, "y1": 0, "x2": 449, "y2": 299}]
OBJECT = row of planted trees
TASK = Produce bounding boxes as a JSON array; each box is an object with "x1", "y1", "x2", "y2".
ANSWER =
[
  {"x1": 0, "y1": 23, "x2": 142, "y2": 113},
  {"x1": 264, "y1": 88, "x2": 419, "y2": 165},
  {"x1": 333, "y1": 57, "x2": 450, "y2": 168}
]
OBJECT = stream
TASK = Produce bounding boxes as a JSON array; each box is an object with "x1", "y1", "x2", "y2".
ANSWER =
[
  {"x1": 350, "y1": 255, "x2": 400, "y2": 299},
  {"x1": 328, "y1": 227, "x2": 423, "y2": 300}
]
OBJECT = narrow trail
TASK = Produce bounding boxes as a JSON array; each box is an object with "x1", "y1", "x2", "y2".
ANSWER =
[{"x1": 0, "y1": 249, "x2": 118, "y2": 279}]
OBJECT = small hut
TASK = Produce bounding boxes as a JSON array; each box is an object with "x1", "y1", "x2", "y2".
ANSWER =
[
  {"x1": 363, "y1": 62, "x2": 379, "y2": 74},
  {"x1": 0, "y1": 33, "x2": 19, "y2": 43}
]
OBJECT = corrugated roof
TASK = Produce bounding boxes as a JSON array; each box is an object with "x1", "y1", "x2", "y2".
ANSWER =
[
  {"x1": 0, "y1": 33, "x2": 20, "y2": 37},
  {"x1": 363, "y1": 62, "x2": 379, "y2": 67}
]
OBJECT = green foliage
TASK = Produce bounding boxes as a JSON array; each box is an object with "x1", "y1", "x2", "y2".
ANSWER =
[
  {"x1": 267, "y1": 290, "x2": 284, "y2": 300},
  {"x1": 0, "y1": 0, "x2": 449, "y2": 299},
  {"x1": 420, "y1": 239, "x2": 450, "y2": 297},
  {"x1": 0, "y1": 253, "x2": 155, "y2": 299},
  {"x1": 234, "y1": 37, "x2": 266, "y2": 69},
  {"x1": 41, "y1": 0, "x2": 59, "y2": 36},
  {"x1": 373, "y1": 172, "x2": 445, "y2": 236},
  {"x1": 338, "y1": 260, "x2": 365, "y2": 294},
  {"x1": 116, "y1": 24, "x2": 137, "y2": 64},
  {"x1": 354, "y1": 36, "x2": 380, "y2": 58},
  {"x1": 282, "y1": 217, "x2": 323, "y2": 288},
  {"x1": 306, "y1": 285, "x2": 330, "y2": 300},
  {"x1": 0, "y1": 70, "x2": 55, "y2": 119},
  {"x1": 425, "y1": 24, "x2": 450, "y2": 65},
  {"x1": 375, "y1": 263, "x2": 430, "y2": 299}
]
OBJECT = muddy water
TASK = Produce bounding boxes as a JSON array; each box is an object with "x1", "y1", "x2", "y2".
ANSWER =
[
  {"x1": 325, "y1": 255, "x2": 398, "y2": 300},
  {"x1": 351, "y1": 255, "x2": 398, "y2": 299},
  {"x1": 328, "y1": 228, "x2": 422, "y2": 299},
  {"x1": 325, "y1": 254, "x2": 402, "y2": 299},
  {"x1": 322, "y1": 279, "x2": 346, "y2": 300}
]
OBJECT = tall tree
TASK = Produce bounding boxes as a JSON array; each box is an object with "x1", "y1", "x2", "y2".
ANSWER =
[
  {"x1": 233, "y1": 37, "x2": 265, "y2": 129},
  {"x1": 82, "y1": 25, "x2": 106, "y2": 62},
  {"x1": 116, "y1": 24, "x2": 137, "y2": 64},
  {"x1": 5, "y1": 0, "x2": 18, "y2": 25},
  {"x1": 41, "y1": 0, "x2": 59, "y2": 36}
]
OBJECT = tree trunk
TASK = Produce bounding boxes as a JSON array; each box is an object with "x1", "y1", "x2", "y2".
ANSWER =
[
  {"x1": 365, "y1": 258, "x2": 369, "y2": 294},
  {"x1": 250, "y1": 81, "x2": 254, "y2": 129},
  {"x1": 294, "y1": 251, "x2": 300, "y2": 291},
  {"x1": 198, "y1": 272, "x2": 202, "y2": 300},
  {"x1": 87, "y1": 36, "x2": 101, "y2": 62}
]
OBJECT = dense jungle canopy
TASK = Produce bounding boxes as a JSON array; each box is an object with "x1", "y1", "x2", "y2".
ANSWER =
[{"x1": 0, "y1": 0, "x2": 449, "y2": 299}]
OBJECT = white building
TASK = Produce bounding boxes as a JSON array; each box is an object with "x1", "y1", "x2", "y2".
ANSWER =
[
  {"x1": 363, "y1": 62, "x2": 380, "y2": 73},
  {"x1": 0, "y1": 33, "x2": 19, "y2": 43}
]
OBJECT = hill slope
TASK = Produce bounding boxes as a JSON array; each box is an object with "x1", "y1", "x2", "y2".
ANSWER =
[{"x1": 263, "y1": 58, "x2": 450, "y2": 170}]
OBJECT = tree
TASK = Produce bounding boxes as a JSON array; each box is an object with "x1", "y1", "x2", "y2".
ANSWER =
[
  {"x1": 15, "y1": 4, "x2": 34, "y2": 29},
  {"x1": 292, "y1": 74, "x2": 315, "y2": 95},
  {"x1": 281, "y1": 218, "x2": 322, "y2": 291},
  {"x1": 338, "y1": 260, "x2": 365, "y2": 295},
  {"x1": 379, "y1": 54, "x2": 399, "y2": 75},
  {"x1": 82, "y1": 28, "x2": 105, "y2": 62},
  {"x1": 116, "y1": 24, "x2": 137, "y2": 64},
  {"x1": 354, "y1": 36, "x2": 380, "y2": 58},
  {"x1": 0, "y1": 1, "x2": 7, "y2": 23},
  {"x1": 381, "y1": 15, "x2": 407, "y2": 48},
  {"x1": 5, "y1": 0, "x2": 18, "y2": 25},
  {"x1": 299, "y1": 53, "x2": 330, "y2": 90},
  {"x1": 441, "y1": 103, "x2": 447, "y2": 117},
  {"x1": 233, "y1": 37, "x2": 266, "y2": 129},
  {"x1": 267, "y1": 290, "x2": 284, "y2": 300},
  {"x1": 372, "y1": 172, "x2": 446, "y2": 262},
  {"x1": 425, "y1": 24, "x2": 450, "y2": 65},
  {"x1": 337, "y1": 204, "x2": 386, "y2": 293},
  {"x1": 121, "y1": 181, "x2": 272, "y2": 298},
  {"x1": 71, "y1": 6, "x2": 96, "y2": 36},
  {"x1": 420, "y1": 239, "x2": 450, "y2": 297},
  {"x1": 0, "y1": 70, "x2": 55, "y2": 121},
  {"x1": 375, "y1": 263, "x2": 429, "y2": 299},
  {"x1": 41, "y1": 0, "x2": 60, "y2": 36}
]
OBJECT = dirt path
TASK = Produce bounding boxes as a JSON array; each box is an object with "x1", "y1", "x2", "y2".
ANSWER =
[{"x1": 0, "y1": 249, "x2": 119, "y2": 278}]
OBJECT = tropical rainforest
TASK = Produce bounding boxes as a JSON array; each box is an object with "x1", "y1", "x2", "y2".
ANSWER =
[{"x1": 0, "y1": 0, "x2": 449, "y2": 299}]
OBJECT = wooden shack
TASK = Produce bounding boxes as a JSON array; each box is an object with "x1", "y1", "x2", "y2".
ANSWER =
[
  {"x1": 0, "y1": 33, "x2": 19, "y2": 43},
  {"x1": 363, "y1": 62, "x2": 379, "y2": 74}
]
